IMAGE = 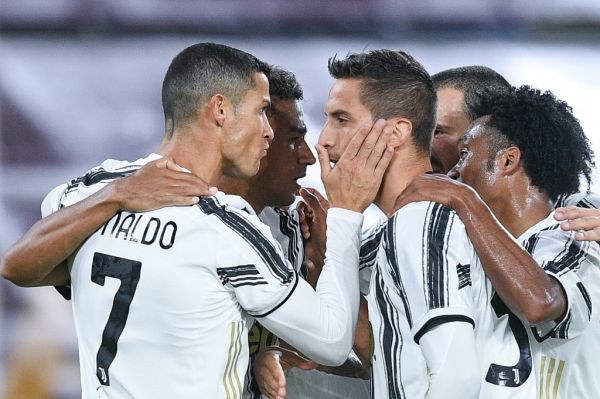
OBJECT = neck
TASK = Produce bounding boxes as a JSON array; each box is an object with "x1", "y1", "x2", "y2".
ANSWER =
[
  {"x1": 157, "y1": 123, "x2": 223, "y2": 187},
  {"x1": 375, "y1": 148, "x2": 432, "y2": 217},
  {"x1": 488, "y1": 176, "x2": 554, "y2": 238},
  {"x1": 218, "y1": 176, "x2": 265, "y2": 214}
]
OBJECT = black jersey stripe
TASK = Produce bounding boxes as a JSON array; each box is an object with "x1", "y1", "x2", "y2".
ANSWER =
[
  {"x1": 425, "y1": 204, "x2": 453, "y2": 309},
  {"x1": 373, "y1": 266, "x2": 406, "y2": 399},
  {"x1": 360, "y1": 224, "x2": 386, "y2": 270},
  {"x1": 66, "y1": 167, "x2": 140, "y2": 191},
  {"x1": 544, "y1": 237, "x2": 588, "y2": 276},
  {"x1": 385, "y1": 215, "x2": 413, "y2": 328},
  {"x1": 199, "y1": 198, "x2": 293, "y2": 285},
  {"x1": 274, "y1": 208, "x2": 301, "y2": 271},
  {"x1": 576, "y1": 282, "x2": 592, "y2": 320}
]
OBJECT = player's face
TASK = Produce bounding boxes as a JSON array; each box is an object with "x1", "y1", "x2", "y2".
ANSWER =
[
  {"x1": 253, "y1": 98, "x2": 316, "y2": 206},
  {"x1": 319, "y1": 79, "x2": 374, "y2": 162},
  {"x1": 432, "y1": 88, "x2": 472, "y2": 174},
  {"x1": 449, "y1": 118, "x2": 501, "y2": 204},
  {"x1": 222, "y1": 73, "x2": 273, "y2": 178}
]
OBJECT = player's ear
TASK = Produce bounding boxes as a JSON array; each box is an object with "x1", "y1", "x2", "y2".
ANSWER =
[
  {"x1": 388, "y1": 117, "x2": 412, "y2": 149},
  {"x1": 207, "y1": 94, "x2": 229, "y2": 127},
  {"x1": 498, "y1": 146, "x2": 521, "y2": 176}
]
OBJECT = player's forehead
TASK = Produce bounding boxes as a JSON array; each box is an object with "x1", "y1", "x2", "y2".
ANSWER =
[
  {"x1": 270, "y1": 98, "x2": 307, "y2": 136},
  {"x1": 241, "y1": 72, "x2": 271, "y2": 105},
  {"x1": 325, "y1": 78, "x2": 368, "y2": 114},
  {"x1": 461, "y1": 116, "x2": 491, "y2": 146}
]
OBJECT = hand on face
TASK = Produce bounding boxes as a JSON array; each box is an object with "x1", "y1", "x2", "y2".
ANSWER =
[
  {"x1": 317, "y1": 119, "x2": 394, "y2": 213},
  {"x1": 110, "y1": 158, "x2": 217, "y2": 212}
]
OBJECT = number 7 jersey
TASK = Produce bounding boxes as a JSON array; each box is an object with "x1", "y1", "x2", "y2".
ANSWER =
[{"x1": 42, "y1": 154, "x2": 298, "y2": 399}]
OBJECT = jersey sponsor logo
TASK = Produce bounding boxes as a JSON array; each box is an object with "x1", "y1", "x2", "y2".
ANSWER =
[
  {"x1": 100, "y1": 212, "x2": 177, "y2": 250},
  {"x1": 456, "y1": 263, "x2": 472, "y2": 289}
]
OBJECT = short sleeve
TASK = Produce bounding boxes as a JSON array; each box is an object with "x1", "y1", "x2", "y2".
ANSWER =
[
  {"x1": 216, "y1": 210, "x2": 298, "y2": 318},
  {"x1": 526, "y1": 227, "x2": 597, "y2": 340},
  {"x1": 41, "y1": 183, "x2": 68, "y2": 217},
  {"x1": 391, "y1": 203, "x2": 477, "y2": 343}
]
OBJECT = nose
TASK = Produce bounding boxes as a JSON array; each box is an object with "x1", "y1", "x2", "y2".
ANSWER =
[
  {"x1": 318, "y1": 123, "x2": 334, "y2": 148},
  {"x1": 300, "y1": 140, "x2": 316, "y2": 166},
  {"x1": 264, "y1": 119, "x2": 274, "y2": 143},
  {"x1": 447, "y1": 165, "x2": 460, "y2": 180}
]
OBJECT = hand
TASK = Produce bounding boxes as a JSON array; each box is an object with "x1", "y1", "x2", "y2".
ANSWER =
[
  {"x1": 394, "y1": 173, "x2": 476, "y2": 213},
  {"x1": 555, "y1": 206, "x2": 600, "y2": 241},
  {"x1": 297, "y1": 188, "x2": 329, "y2": 287},
  {"x1": 317, "y1": 119, "x2": 393, "y2": 213},
  {"x1": 254, "y1": 349, "x2": 286, "y2": 399},
  {"x1": 109, "y1": 158, "x2": 217, "y2": 212}
]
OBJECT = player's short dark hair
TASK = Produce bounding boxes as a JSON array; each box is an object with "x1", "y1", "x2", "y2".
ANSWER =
[
  {"x1": 473, "y1": 85, "x2": 594, "y2": 201},
  {"x1": 267, "y1": 66, "x2": 303, "y2": 101},
  {"x1": 432, "y1": 66, "x2": 511, "y2": 121},
  {"x1": 266, "y1": 66, "x2": 303, "y2": 117},
  {"x1": 162, "y1": 42, "x2": 270, "y2": 131},
  {"x1": 328, "y1": 49, "x2": 436, "y2": 154}
]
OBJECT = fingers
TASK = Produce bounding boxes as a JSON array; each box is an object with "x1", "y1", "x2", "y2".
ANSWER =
[
  {"x1": 373, "y1": 144, "x2": 394, "y2": 179},
  {"x1": 554, "y1": 206, "x2": 600, "y2": 221},
  {"x1": 316, "y1": 144, "x2": 332, "y2": 182},
  {"x1": 555, "y1": 206, "x2": 600, "y2": 241},
  {"x1": 297, "y1": 203, "x2": 311, "y2": 240},
  {"x1": 255, "y1": 351, "x2": 286, "y2": 399},
  {"x1": 299, "y1": 188, "x2": 322, "y2": 212},
  {"x1": 364, "y1": 124, "x2": 392, "y2": 171},
  {"x1": 303, "y1": 188, "x2": 330, "y2": 211},
  {"x1": 339, "y1": 124, "x2": 372, "y2": 161}
]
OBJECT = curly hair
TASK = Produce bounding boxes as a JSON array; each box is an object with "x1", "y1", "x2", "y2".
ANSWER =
[
  {"x1": 472, "y1": 85, "x2": 594, "y2": 201},
  {"x1": 328, "y1": 49, "x2": 436, "y2": 154}
]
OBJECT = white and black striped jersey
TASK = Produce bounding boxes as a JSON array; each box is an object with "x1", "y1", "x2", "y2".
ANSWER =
[
  {"x1": 358, "y1": 207, "x2": 388, "y2": 295},
  {"x1": 518, "y1": 212, "x2": 600, "y2": 399},
  {"x1": 554, "y1": 191, "x2": 600, "y2": 210},
  {"x1": 244, "y1": 204, "x2": 371, "y2": 399},
  {"x1": 42, "y1": 154, "x2": 299, "y2": 399},
  {"x1": 367, "y1": 201, "x2": 541, "y2": 399},
  {"x1": 244, "y1": 205, "x2": 302, "y2": 399}
]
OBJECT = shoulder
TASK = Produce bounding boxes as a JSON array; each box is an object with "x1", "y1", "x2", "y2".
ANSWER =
[
  {"x1": 391, "y1": 201, "x2": 466, "y2": 237},
  {"x1": 555, "y1": 191, "x2": 600, "y2": 209}
]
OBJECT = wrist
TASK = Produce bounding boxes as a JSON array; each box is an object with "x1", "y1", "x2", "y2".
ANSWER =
[{"x1": 97, "y1": 181, "x2": 126, "y2": 213}]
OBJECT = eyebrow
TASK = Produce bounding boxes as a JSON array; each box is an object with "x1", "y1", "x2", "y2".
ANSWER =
[{"x1": 325, "y1": 109, "x2": 348, "y2": 118}]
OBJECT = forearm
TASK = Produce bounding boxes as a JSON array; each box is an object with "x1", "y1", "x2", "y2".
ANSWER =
[
  {"x1": 456, "y1": 192, "x2": 566, "y2": 324},
  {"x1": 260, "y1": 209, "x2": 362, "y2": 366},
  {"x1": 1, "y1": 184, "x2": 120, "y2": 286}
]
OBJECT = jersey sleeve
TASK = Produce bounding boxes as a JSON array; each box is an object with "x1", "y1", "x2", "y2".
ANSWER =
[
  {"x1": 526, "y1": 227, "x2": 597, "y2": 340},
  {"x1": 216, "y1": 209, "x2": 298, "y2": 318},
  {"x1": 41, "y1": 183, "x2": 69, "y2": 217},
  {"x1": 392, "y1": 202, "x2": 478, "y2": 343}
]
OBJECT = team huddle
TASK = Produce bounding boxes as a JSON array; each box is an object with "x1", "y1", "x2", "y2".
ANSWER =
[{"x1": 2, "y1": 42, "x2": 599, "y2": 399}]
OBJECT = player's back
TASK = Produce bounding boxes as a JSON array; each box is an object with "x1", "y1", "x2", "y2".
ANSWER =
[
  {"x1": 70, "y1": 197, "x2": 257, "y2": 398},
  {"x1": 52, "y1": 155, "x2": 297, "y2": 399}
]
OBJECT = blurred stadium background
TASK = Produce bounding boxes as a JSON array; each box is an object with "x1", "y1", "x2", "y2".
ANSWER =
[{"x1": 1, "y1": 1, "x2": 600, "y2": 397}]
